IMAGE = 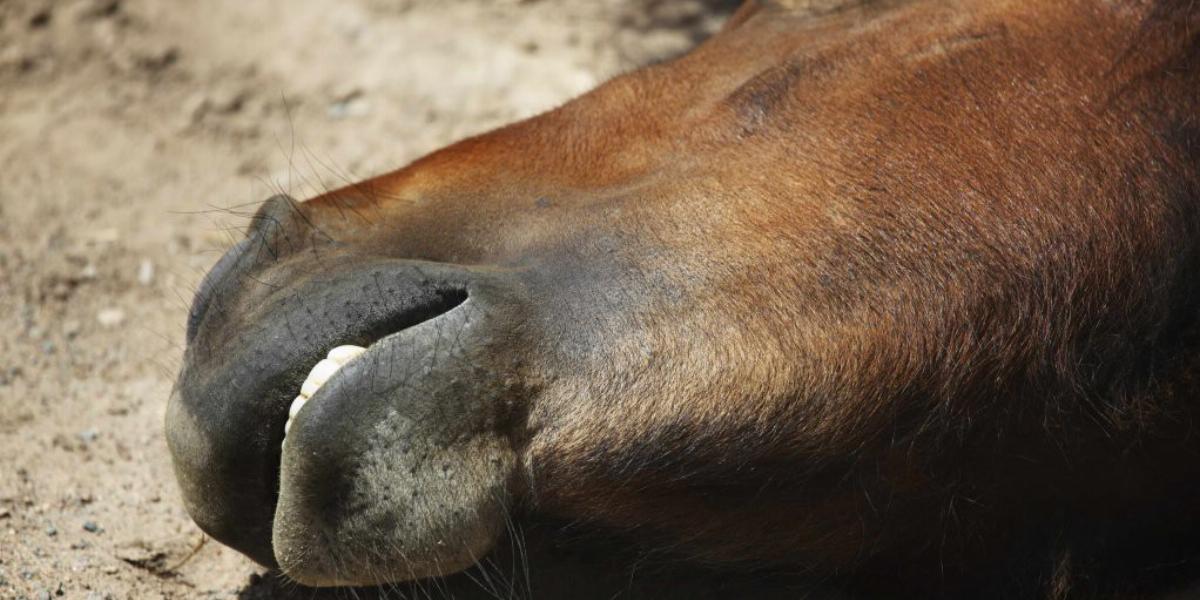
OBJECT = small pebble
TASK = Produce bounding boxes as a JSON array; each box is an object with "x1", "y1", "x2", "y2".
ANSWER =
[
  {"x1": 327, "y1": 90, "x2": 370, "y2": 120},
  {"x1": 137, "y1": 259, "x2": 154, "y2": 285},
  {"x1": 96, "y1": 308, "x2": 125, "y2": 328},
  {"x1": 28, "y1": 9, "x2": 51, "y2": 28},
  {"x1": 45, "y1": 525, "x2": 57, "y2": 536},
  {"x1": 78, "y1": 429, "x2": 99, "y2": 444},
  {"x1": 82, "y1": 520, "x2": 100, "y2": 533}
]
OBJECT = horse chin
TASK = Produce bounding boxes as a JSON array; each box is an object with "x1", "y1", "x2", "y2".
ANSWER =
[{"x1": 272, "y1": 440, "x2": 513, "y2": 587}]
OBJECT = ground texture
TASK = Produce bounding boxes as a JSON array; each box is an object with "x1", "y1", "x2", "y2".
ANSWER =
[{"x1": 0, "y1": 1, "x2": 728, "y2": 597}]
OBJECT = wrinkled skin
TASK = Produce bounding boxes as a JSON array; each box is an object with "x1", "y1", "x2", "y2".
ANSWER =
[{"x1": 167, "y1": 0, "x2": 1200, "y2": 597}]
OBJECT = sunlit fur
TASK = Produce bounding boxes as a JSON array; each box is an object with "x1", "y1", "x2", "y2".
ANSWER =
[{"x1": 171, "y1": 1, "x2": 1200, "y2": 597}]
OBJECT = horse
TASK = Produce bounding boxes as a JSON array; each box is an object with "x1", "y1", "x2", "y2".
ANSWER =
[{"x1": 167, "y1": 1, "x2": 1200, "y2": 597}]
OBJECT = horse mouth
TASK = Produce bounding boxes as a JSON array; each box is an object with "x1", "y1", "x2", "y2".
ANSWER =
[
  {"x1": 166, "y1": 260, "x2": 478, "y2": 570},
  {"x1": 279, "y1": 289, "x2": 470, "y2": 452},
  {"x1": 268, "y1": 282, "x2": 518, "y2": 587}
]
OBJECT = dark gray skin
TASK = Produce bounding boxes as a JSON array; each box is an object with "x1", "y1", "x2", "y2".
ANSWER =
[
  {"x1": 168, "y1": 1, "x2": 1200, "y2": 597},
  {"x1": 169, "y1": 191, "x2": 667, "y2": 586},
  {"x1": 168, "y1": 197, "x2": 528, "y2": 582}
]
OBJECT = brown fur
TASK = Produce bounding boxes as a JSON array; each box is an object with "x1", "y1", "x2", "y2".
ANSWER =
[{"x1": 176, "y1": 1, "x2": 1200, "y2": 597}]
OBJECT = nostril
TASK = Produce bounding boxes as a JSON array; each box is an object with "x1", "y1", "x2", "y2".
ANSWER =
[
  {"x1": 186, "y1": 194, "x2": 302, "y2": 344},
  {"x1": 347, "y1": 287, "x2": 470, "y2": 348}
]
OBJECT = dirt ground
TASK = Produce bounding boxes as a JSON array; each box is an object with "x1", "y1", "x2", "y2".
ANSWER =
[{"x1": 0, "y1": 1, "x2": 732, "y2": 597}]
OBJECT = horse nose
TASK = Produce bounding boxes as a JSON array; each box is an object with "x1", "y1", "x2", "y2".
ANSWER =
[{"x1": 186, "y1": 194, "x2": 304, "y2": 343}]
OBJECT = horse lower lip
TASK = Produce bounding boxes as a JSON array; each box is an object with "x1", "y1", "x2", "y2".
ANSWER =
[{"x1": 270, "y1": 295, "x2": 506, "y2": 585}]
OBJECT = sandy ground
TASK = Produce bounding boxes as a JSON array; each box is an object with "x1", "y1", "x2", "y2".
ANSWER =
[{"x1": 0, "y1": 1, "x2": 732, "y2": 597}]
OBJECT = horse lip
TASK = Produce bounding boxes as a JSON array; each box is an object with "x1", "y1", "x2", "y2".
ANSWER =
[
  {"x1": 166, "y1": 385, "x2": 281, "y2": 567},
  {"x1": 281, "y1": 293, "x2": 472, "y2": 451},
  {"x1": 271, "y1": 294, "x2": 508, "y2": 584},
  {"x1": 167, "y1": 257, "x2": 479, "y2": 570}
]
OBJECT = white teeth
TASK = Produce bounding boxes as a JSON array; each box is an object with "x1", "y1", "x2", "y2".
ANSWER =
[
  {"x1": 288, "y1": 395, "x2": 307, "y2": 419},
  {"x1": 283, "y1": 345, "x2": 368, "y2": 447},
  {"x1": 328, "y1": 345, "x2": 367, "y2": 364},
  {"x1": 300, "y1": 359, "x2": 341, "y2": 398}
]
